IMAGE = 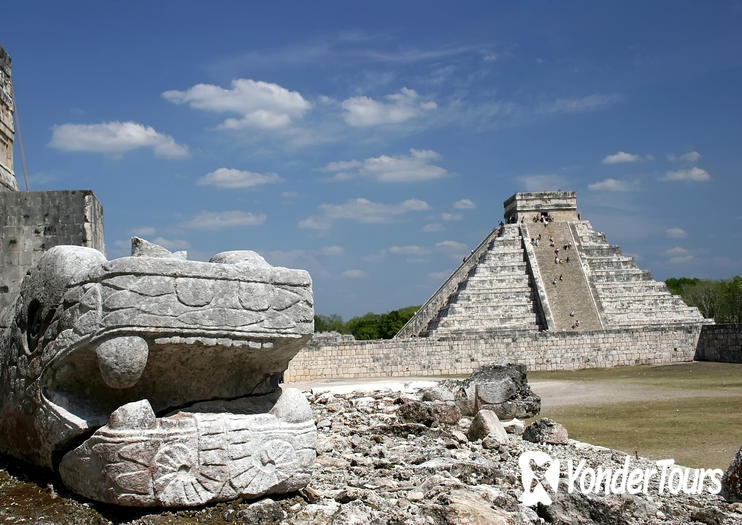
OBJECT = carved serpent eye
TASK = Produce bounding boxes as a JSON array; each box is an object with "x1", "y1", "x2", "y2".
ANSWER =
[
  {"x1": 26, "y1": 299, "x2": 43, "y2": 351},
  {"x1": 26, "y1": 299, "x2": 55, "y2": 352}
]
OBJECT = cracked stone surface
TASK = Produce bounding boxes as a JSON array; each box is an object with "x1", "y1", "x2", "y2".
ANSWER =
[{"x1": 0, "y1": 239, "x2": 316, "y2": 507}]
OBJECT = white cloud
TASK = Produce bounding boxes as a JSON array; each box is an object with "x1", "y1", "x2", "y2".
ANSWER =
[
  {"x1": 389, "y1": 245, "x2": 430, "y2": 255},
  {"x1": 669, "y1": 255, "x2": 694, "y2": 264},
  {"x1": 441, "y1": 212, "x2": 463, "y2": 221},
  {"x1": 323, "y1": 149, "x2": 448, "y2": 183},
  {"x1": 299, "y1": 197, "x2": 430, "y2": 229},
  {"x1": 422, "y1": 223, "x2": 445, "y2": 233},
  {"x1": 539, "y1": 94, "x2": 620, "y2": 114},
  {"x1": 602, "y1": 151, "x2": 640, "y2": 164},
  {"x1": 316, "y1": 245, "x2": 345, "y2": 256},
  {"x1": 361, "y1": 251, "x2": 387, "y2": 264},
  {"x1": 342, "y1": 87, "x2": 436, "y2": 126},
  {"x1": 128, "y1": 226, "x2": 156, "y2": 236},
  {"x1": 453, "y1": 198, "x2": 476, "y2": 209},
  {"x1": 587, "y1": 178, "x2": 640, "y2": 192},
  {"x1": 516, "y1": 174, "x2": 569, "y2": 192},
  {"x1": 50, "y1": 121, "x2": 189, "y2": 159},
  {"x1": 666, "y1": 246, "x2": 693, "y2": 264},
  {"x1": 324, "y1": 159, "x2": 362, "y2": 172},
  {"x1": 666, "y1": 246, "x2": 689, "y2": 256},
  {"x1": 182, "y1": 210, "x2": 267, "y2": 230},
  {"x1": 668, "y1": 151, "x2": 701, "y2": 163},
  {"x1": 197, "y1": 168, "x2": 282, "y2": 189},
  {"x1": 436, "y1": 240, "x2": 468, "y2": 251},
  {"x1": 163, "y1": 78, "x2": 311, "y2": 130},
  {"x1": 661, "y1": 167, "x2": 711, "y2": 182},
  {"x1": 342, "y1": 269, "x2": 367, "y2": 279},
  {"x1": 666, "y1": 228, "x2": 687, "y2": 239},
  {"x1": 435, "y1": 240, "x2": 469, "y2": 260},
  {"x1": 151, "y1": 237, "x2": 191, "y2": 251}
]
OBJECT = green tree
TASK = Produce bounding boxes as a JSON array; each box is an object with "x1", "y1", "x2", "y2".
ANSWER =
[
  {"x1": 666, "y1": 276, "x2": 742, "y2": 322},
  {"x1": 315, "y1": 305, "x2": 421, "y2": 339},
  {"x1": 313, "y1": 314, "x2": 347, "y2": 333},
  {"x1": 665, "y1": 277, "x2": 700, "y2": 296}
]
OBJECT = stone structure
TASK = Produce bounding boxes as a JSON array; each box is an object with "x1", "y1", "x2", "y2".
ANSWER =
[
  {"x1": 397, "y1": 191, "x2": 706, "y2": 338},
  {"x1": 503, "y1": 190, "x2": 577, "y2": 223},
  {"x1": 0, "y1": 190, "x2": 105, "y2": 322},
  {"x1": 696, "y1": 324, "x2": 742, "y2": 363},
  {"x1": 0, "y1": 240, "x2": 316, "y2": 506},
  {"x1": 285, "y1": 324, "x2": 701, "y2": 381},
  {"x1": 287, "y1": 190, "x2": 711, "y2": 382},
  {"x1": 0, "y1": 47, "x2": 106, "y2": 321},
  {"x1": 0, "y1": 46, "x2": 16, "y2": 192}
]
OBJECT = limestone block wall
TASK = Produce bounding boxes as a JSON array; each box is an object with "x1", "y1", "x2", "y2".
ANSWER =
[
  {"x1": 285, "y1": 324, "x2": 703, "y2": 381},
  {"x1": 504, "y1": 191, "x2": 577, "y2": 223},
  {"x1": 0, "y1": 190, "x2": 104, "y2": 321},
  {"x1": 0, "y1": 46, "x2": 16, "y2": 192},
  {"x1": 695, "y1": 324, "x2": 742, "y2": 363}
]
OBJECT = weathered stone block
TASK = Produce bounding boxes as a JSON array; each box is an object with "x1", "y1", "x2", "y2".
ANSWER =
[{"x1": 0, "y1": 240, "x2": 316, "y2": 507}]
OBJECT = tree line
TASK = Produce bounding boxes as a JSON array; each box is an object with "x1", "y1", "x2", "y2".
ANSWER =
[
  {"x1": 314, "y1": 305, "x2": 420, "y2": 340},
  {"x1": 666, "y1": 276, "x2": 742, "y2": 323}
]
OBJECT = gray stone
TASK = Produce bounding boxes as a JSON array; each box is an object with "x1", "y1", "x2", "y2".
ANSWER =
[
  {"x1": 722, "y1": 445, "x2": 742, "y2": 502},
  {"x1": 0, "y1": 190, "x2": 105, "y2": 320},
  {"x1": 501, "y1": 418, "x2": 525, "y2": 435},
  {"x1": 397, "y1": 400, "x2": 436, "y2": 427},
  {"x1": 442, "y1": 363, "x2": 541, "y2": 419},
  {"x1": 209, "y1": 250, "x2": 271, "y2": 268},
  {"x1": 131, "y1": 236, "x2": 186, "y2": 259},
  {"x1": 0, "y1": 242, "x2": 315, "y2": 507},
  {"x1": 466, "y1": 409, "x2": 509, "y2": 444},
  {"x1": 523, "y1": 418, "x2": 569, "y2": 445}
]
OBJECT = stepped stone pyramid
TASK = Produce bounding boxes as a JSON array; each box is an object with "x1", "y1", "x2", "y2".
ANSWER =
[{"x1": 397, "y1": 191, "x2": 705, "y2": 339}]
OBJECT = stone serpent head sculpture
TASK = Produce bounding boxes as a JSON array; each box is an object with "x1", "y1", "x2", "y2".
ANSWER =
[{"x1": 0, "y1": 238, "x2": 316, "y2": 506}]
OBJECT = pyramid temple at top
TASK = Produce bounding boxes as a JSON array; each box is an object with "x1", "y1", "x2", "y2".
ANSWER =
[{"x1": 397, "y1": 191, "x2": 705, "y2": 339}]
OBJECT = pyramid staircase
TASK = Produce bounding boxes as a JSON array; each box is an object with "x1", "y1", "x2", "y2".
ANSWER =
[
  {"x1": 571, "y1": 221, "x2": 705, "y2": 328},
  {"x1": 397, "y1": 224, "x2": 544, "y2": 338},
  {"x1": 523, "y1": 222, "x2": 602, "y2": 331}
]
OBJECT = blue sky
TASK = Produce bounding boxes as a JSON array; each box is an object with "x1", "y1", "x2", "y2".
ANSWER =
[{"x1": 3, "y1": 2, "x2": 741, "y2": 318}]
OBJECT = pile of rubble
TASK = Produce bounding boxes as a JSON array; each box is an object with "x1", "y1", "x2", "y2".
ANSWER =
[
  {"x1": 0, "y1": 364, "x2": 740, "y2": 524},
  {"x1": 294, "y1": 366, "x2": 739, "y2": 524}
]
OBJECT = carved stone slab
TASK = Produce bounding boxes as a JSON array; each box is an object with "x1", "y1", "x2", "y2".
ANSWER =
[{"x1": 0, "y1": 239, "x2": 316, "y2": 507}]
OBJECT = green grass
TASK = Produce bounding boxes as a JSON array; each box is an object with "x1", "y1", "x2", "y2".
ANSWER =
[
  {"x1": 529, "y1": 361, "x2": 742, "y2": 390},
  {"x1": 529, "y1": 362, "x2": 742, "y2": 469},
  {"x1": 544, "y1": 395, "x2": 742, "y2": 470}
]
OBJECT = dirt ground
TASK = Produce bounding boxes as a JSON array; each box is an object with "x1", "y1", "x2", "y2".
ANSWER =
[{"x1": 528, "y1": 362, "x2": 742, "y2": 470}]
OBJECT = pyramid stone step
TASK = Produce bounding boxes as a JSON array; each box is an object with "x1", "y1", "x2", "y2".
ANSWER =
[
  {"x1": 469, "y1": 264, "x2": 528, "y2": 277},
  {"x1": 444, "y1": 303, "x2": 536, "y2": 316},
  {"x1": 474, "y1": 260, "x2": 527, "y2": 272},
  {"x1": 579, "y1": 245, "x2": 623, "y2": 257},
  {"x1": 593, "y1": 282, "x2": 669, "y2": 295},
  {"x1": 585, "y1": 258, "x2": 639, "y2": 270},
  {"x1": 591, "y1": 269, "x2": 652, "y2": 282},
  {"x1": 452, "y1": 291, "x2": 537, "y2": 304},
  {"x1": 600, "y1": 297, "x2": 690, "y2": 310},
  {"x1": 434, "y1": 313, "x2": 540, "y2": 330},
  {"x1": 460, "y1": 277, "x2": 531, "y2": 290}
]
